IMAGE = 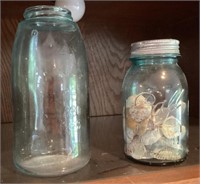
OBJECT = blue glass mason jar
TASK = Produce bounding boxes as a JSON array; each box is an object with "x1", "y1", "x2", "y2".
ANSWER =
[
  {"x1": 122, "y1": 39, "x2": 189, "y2": 165},
  {"x1": 12, "y1": 6, "x2": 90, "y2": 176}
]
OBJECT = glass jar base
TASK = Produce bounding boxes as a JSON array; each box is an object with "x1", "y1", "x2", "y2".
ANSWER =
[
  {"x1": 125, "y1": 154, "x2": 187, "y2": 166},
  {"x1": 14, "y1": 154, "x2": 90, "y2": 177}
]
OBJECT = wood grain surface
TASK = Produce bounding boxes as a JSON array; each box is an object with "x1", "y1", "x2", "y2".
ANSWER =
[
  {"x1": 85, "y1": 165, "x2": 200, "y2": 184},
  {"x1": 1, "y1": 18, "x2": 19, "y2": 122},
  {"x1": 1, "y1": 1, "x2": 199, "y2": 122}
]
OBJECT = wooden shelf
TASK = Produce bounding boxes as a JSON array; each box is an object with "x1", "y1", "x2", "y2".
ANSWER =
[
  {"x1": 86, "y1": 165, "x2": 200, "y2": 184},
  {"x1": 1, "y1": 116, "x2": 199, "y2": 183}
]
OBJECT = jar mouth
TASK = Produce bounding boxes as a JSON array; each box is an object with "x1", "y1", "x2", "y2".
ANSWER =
[
  {"x1": 130, "y1": 39, "x2": 180, "y2": 58},
  {"x1": 24, "y1": 5, "x2": 72, "y2": 21}
]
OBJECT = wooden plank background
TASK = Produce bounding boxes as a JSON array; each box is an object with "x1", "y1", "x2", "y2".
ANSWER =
[{"x1": 1, "y1": 1, "x2": 199, "y2": 122}]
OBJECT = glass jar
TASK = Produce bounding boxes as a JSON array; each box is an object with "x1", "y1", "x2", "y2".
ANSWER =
[
  {"x1": 122, "y1": 39, "x2": 189, "y2": 165},
  {"x1": 12, "y1": 6, "x2": 90, "y2": 176}
]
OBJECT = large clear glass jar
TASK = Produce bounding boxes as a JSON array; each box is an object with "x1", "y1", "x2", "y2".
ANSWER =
[
  {"x1": 122, "y1": 39, "x2": 189, "y2": 165},
  {"x1": 12, "y1": 6, "x2": 90, "y2": 176}
]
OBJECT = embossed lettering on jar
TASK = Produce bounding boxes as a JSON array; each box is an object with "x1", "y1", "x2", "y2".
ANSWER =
[
  {"x1": 12, "y1": 6, "x2": 90, "y2": 176},
  {"x1": 122, "y1": 39, "x2": 189, "y2": 165}
]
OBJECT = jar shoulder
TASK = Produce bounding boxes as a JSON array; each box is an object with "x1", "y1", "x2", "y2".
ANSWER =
[
  {"x1": 124, "y1": 64, "x2": 187, "y2": 83},
  {"x1": 122, "y1": 64, "x2": 188, "y2": 98}
]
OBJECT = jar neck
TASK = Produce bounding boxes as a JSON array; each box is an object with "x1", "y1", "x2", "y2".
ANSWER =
[
  {"x1": 24, "y1": 5, "x2": 73, "y2": 21},
  {"x1": 130, "y1": 55, "x2": 179, "y2": 66}
]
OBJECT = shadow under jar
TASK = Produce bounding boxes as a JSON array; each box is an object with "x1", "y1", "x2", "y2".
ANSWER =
[
  {"x1": 12, "y1": 6, "x2": 90, "y2": 177},
  {"x1": 122, "y1": 39, "x2": 189, "y2": 166}
]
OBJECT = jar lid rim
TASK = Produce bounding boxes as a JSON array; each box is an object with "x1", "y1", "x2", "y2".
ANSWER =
[
  {"x1": 24, "y1": 5, "x2": 72, "y2": 20},
  {"x1": 130, "y1": 39, "x2": 180, "y2": 57}
]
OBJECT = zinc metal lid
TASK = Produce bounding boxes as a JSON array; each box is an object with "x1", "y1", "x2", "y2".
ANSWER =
[{"x1": 130, "y1": 39, "x2": 180, "y2": 58}]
